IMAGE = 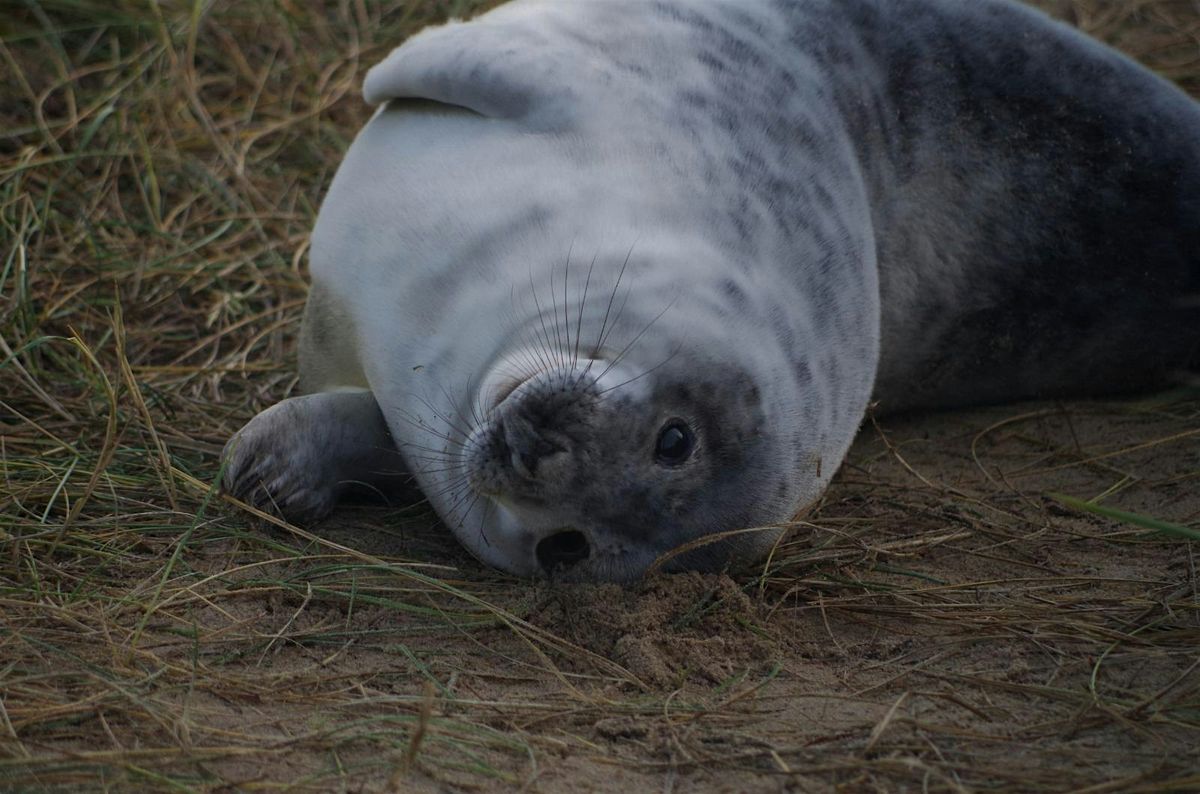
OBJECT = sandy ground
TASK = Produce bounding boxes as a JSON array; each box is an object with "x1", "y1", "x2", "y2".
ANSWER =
[{"x1": 140, "y1": 396, "x2": 1199, "y2": 791}]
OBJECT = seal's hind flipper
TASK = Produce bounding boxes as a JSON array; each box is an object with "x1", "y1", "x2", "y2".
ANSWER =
[
  {"x1": 363, "y1": 3, "x2": 579, "y2": 129},
  {"x1": 865, "y1": 0, "x2": 1200, "y2": 410}
]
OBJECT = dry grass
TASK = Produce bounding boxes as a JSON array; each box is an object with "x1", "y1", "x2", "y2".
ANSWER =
[{"x1": 1, "y1": 1, "x2": 1198, "y2": 791}]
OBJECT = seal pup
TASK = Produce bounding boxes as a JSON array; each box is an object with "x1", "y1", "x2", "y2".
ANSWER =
[{"x1": 223, "y1": 0, "x2": 1200, "y2": 581}]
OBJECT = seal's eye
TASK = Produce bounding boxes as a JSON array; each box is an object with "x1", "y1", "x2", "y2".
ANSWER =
[{"x1": 655, "y1": 419, "x2": 695, "y2": 465}]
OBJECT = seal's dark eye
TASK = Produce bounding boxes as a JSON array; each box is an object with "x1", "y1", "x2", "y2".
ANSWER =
[{"x1": 655, "y1": 419, "x2": 695, "y2": 465}]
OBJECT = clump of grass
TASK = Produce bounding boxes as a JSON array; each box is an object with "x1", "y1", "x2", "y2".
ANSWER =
[{"x1": 2, "y1": 0, "x2": 1199, "y2": 791}]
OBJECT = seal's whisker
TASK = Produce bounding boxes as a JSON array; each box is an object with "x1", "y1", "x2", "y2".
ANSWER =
[
  {"x1": 514, "y1": 298, "x2": 556, "y2": 378},
  {"x1": 597, "y1": 349, "x2": 682, "y2": 397},
  {"x1": 387, "y1": 407, "x2": 464, "y2": 448},
  {"x1": 505, "y1": 329, "x2": 548, "y2": 384},
  {"x1": 470, "y1": 390, "x2": 489, "y2": 431},
  {"x1": 528, "y1": 266, "x2": 561, "y2": 371},
  {"x1": 573, "y1": 252, "x2": 598, "y2": 370},
  {"x1": 504, "y1": 286, "x2": 546, "y2": 378},
  {"x1": 408, "y1": 457, "x2": 459, "y2": 473},
  {"x1": 476, "y1": 496, "x2": 496, "y2": 549},
  {"x1": 456, "y1": 372, "x2": 480, "y2": 429},
  {"x1": 422, "y1": 472, "x2": 472, "y2": 498},
  {"x1": 592, "y1": 244, "x2": 635, "y2": 358},
  {"x1": 398, "y1": 458, "x2": 453, "y2": 474},
  {"x1": 561, "y1": 244, "x2": 574, "y2": 369},
  {"x1": 404, "y1": 459, "x2": 461, "y2": 482},
  {"x1": 515, "y1": 343, "x2": 547, "y2": 383},
  {"x1": 434, "y1": 378, "x2": 474, "y2": 430},
  {"x1": 497, "y1": 292, "x2": 547, "y2": 391},
  {"x1": 398, "y1": 433, "x2": 463, "y2": 473},
  {"x1": 595, "y1": 296, "x2": 678, "y2": 384},
  {"x1": 362, "y1": 443, "x2": 408, "y2": 460},
  {"x1": 434, "y1": 374, "x2": 481, "y2": 437},
  {"x1": 517, "y1": 330, "x2": 553, "y2": 386},
  {"x1": 390, "y1": 406, "x2": 467, "y2": 449},
  {"x1": 403, "y1": 448, "x2": 458, "y2": 467},
  {"x1": 426, "y1": 476, "x2": 473, "y2": 509},
  {"x1": 445, "y1": 487, "x2": 483, "y2": 532},
  {"x1": 407, "y1": 464, "x2": 463, "y2": 479},
  {"x1": 401, "y1": 433, "x2": 462, "y2": 457},
  {"x1": 568, "y1": 356, "x2": 601, "y2": 394},
  {"x1": 552, "y1": 244, "x2": 569, "y2": 367},
  {"x1": 412, "y1": 390, "x2": 474, "y2": 442},
  {"x1": 391, "y1": 398, "x2": 459, "y2": 435},
  {"x1": 597, "y1": 280, "x2": 635, "y2": 361},
  {"x1": 425, "y1": 474, "x2": 475, "y2": 502},
  {"x1": 548, "y1": 262, "x2": 564, "y2": 366}
]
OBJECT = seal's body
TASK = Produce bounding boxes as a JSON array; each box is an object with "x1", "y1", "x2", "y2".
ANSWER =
[{"x1": 224, "y1": 0, "x2": 1200, "y2": 581}]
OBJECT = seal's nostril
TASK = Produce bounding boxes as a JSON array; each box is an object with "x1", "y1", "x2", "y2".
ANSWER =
[{"x1": 536, "y1": 529, "x2": 590, "y2": 571}]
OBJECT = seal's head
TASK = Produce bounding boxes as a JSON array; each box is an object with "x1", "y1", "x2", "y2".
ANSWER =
[
  {"x1": 446, "y1": 331, "x2": 811, "y2": 581},
  {"x1": 317, "y1": 2, "x2": 876, "y2": 581}
]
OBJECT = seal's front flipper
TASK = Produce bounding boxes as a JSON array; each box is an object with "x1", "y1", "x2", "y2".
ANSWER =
[
  {"x1": 362, "y1": 3, "x2": 583, "y2": 130},
  {"x1": 221, "y1": 390, "x2": 408, "y2": 524}
]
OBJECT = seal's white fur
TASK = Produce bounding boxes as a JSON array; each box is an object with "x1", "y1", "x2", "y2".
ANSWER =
[
  {"x1": 226, "y1": 0, "x2": 1200, "y2": 580},
  {"x1": 305, "y1": 1, "x2": 877, "y2": 575}
]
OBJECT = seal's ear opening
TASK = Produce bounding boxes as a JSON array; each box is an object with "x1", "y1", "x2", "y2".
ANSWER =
[{"x1": 362, "y1": 15, "x2": 576, "y2": 129}]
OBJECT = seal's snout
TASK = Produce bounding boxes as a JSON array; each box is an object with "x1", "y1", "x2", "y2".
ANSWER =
[
  {"x1": 535, "y1": 528, "x2": 590, "y2": 572},
  {"x1": 497, "y1": 411, "x2": 567, "y2": 480},
  {"x1": 470, "y1": 364, "x2": 600, "y2": 495}
]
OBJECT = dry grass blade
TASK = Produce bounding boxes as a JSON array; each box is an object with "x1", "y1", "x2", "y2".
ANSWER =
[{"x1": 1051, "y1": 493, "x2": 1200, "y2": 541}]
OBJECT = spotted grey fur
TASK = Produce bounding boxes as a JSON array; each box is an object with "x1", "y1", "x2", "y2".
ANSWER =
[{"x1": 223, "y1": 0, "x2": 1200, "y2": 581}]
